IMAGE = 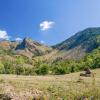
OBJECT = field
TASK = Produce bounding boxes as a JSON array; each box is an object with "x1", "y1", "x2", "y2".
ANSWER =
[{"x1": 0, "y1": 69, "x2": 100, "y2": 100}]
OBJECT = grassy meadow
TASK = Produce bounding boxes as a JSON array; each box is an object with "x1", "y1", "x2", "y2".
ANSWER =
[{"x1": 0, "y1": 69, "x2": 100, "y2": 100}]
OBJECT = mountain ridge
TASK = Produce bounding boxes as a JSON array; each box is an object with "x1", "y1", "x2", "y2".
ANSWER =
[{"x1": 0, "y1": 27, "x2": 99, "y2": 60}]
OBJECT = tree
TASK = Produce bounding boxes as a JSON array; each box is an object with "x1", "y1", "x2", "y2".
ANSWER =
[
  {"x1": 35, "y1": 63, "x2": 49, "y2": 75},
  {"x1": 0, "y1": 62, "x2": 4, "y2": 74}
]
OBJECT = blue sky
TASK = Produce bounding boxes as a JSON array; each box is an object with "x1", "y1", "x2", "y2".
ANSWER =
[{"x1": 0, "y1": 0, "x2": 100, "y2": 45}]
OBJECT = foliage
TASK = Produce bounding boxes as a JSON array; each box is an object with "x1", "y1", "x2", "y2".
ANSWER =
[{"x1": 0, "y1": 47, "x2": 99, "y2": 75}]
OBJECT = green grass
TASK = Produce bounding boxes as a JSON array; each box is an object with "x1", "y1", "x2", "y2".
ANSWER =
[{"x1": 0, "y1": 69, "x2": 100, "y2": 100}]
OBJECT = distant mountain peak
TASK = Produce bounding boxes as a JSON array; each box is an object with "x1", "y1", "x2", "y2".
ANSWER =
[
  {"x1": 23, "y1": 37, "x2": 33, "y2": 42},
  {"x1": 14, "y1": 37, "x2": 52, "y2": 57}
]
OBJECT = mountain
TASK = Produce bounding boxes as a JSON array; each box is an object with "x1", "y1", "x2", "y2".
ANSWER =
[
  {"x1": 52, "y1": 27, "x2": 100, "y2": 60},
  {"x1": 0, "y1": 27, "x2": 99, "y2": 76},
  {"x1": 0, "y1": 40, "x2": 18, "y2": 50},
  {"x1": 0, "y1": 38, "x2": 52, "y2": 60},
  {"x1": 15, "y1": 38, "x2": 52, "y2": 58},
  {"x1": 0, "y1": 27, "x2": 99, "y2": 61}
]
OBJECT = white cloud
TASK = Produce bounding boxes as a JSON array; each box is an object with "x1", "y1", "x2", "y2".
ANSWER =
[
  {"x1": 40, "y1": 40, "x2": 45, "y2": 44},
  {"x1": 15, "y1": 37, "x2": 22, "y2": 41},
  {"x1": 0, "y1": 30, "x2": 10, "y2": 40},
  {"x1": 40, "y1": 21, "x2": 55, "y2": 31}
]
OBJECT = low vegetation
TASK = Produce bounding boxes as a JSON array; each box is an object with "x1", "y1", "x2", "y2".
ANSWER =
[
  {"x1": 0, "y1": 69, "x2": 100, "y2": 99},
  {"x1": 0, "y1": 47, "x2": 99, "y2": 75}
]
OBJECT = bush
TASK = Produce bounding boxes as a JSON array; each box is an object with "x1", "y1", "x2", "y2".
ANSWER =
[
  {"x1": 0, "y1": 62, "x2": 4, "y2": 74},
  {"x1": 35, "y1": 64, "x2": 49, "y2": 75},
  {"x1": 53, "y1": 65, "x2": 66, "y2": 75}
]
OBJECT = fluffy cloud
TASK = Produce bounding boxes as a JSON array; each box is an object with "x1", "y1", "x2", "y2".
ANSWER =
[
  {"x1": 15, "y1": 37, "x2": 22, "y2": 41},
  {"x1": 40, "y1": 40, "x2": 45, "y2": 44},
  {"x1": 40, "y1": 21, "x2": 55, "y2": 31},
  {"x1": 0, "y1": 30, "x2": 10, "y2": 40}
]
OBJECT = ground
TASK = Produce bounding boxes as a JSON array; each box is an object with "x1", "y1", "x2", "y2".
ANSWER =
[{"x1": 0, "y1": 69, "x2": 100, "y2": 100}]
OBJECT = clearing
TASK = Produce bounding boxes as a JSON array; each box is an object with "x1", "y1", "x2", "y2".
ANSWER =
[{"x1": 0, "y1": 69, "x2": 100, "y2": 100}]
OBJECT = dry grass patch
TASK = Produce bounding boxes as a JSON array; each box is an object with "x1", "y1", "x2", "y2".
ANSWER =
[{"x1": 0, "y1": 69, "x2": 100, "y2": 99}]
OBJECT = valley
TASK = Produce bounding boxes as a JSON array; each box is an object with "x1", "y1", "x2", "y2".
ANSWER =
[
  {"x1": 0, "y1": 27, "x2": 99, "y2": 99},
  {"x1": 0, "y1": 0, "x2": 100, "y2": 99}
]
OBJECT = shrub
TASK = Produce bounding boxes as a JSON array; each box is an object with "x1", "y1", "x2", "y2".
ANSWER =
[{"x1": 35, "y1": 64, "x2": 49, "y2": 75}]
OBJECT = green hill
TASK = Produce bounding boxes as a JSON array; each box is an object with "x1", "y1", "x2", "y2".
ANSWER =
[{"x1": 52, "y1": 27, "x2": 100, "y2": 60}]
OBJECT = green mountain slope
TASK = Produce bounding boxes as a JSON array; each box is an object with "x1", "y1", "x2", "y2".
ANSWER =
[{"x1": 52, "y1": 27, "x2": 100, "y2": 60}]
